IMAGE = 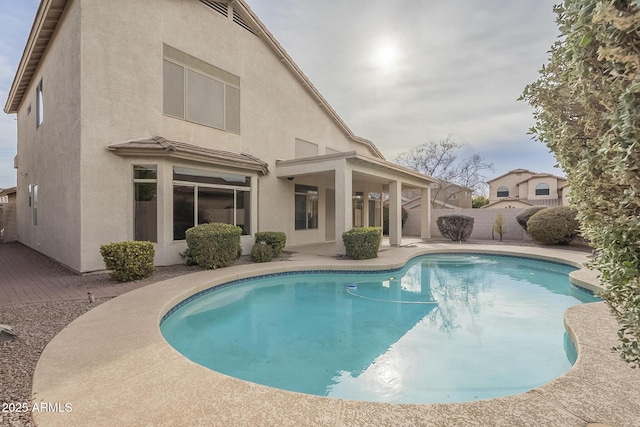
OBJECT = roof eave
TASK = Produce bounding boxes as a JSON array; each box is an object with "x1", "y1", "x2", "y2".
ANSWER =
[
  {"x1": 4, "y1": 0, "x2": 68, "y2": 114},
  {"x1": 235, "y1": 0, "x2": 385, "y2": 160}
]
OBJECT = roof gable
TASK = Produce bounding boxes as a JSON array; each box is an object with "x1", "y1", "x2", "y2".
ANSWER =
[{"x1": 487, "y1": 168, "x2": 537, "y2": 183}]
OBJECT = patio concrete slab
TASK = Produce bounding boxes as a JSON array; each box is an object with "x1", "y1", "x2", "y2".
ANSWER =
[{"x1": 31, "y1": 244, "x2": 640, "y2": 426}]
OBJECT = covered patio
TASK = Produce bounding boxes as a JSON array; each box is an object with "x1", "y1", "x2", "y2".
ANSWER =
[{"x1": 276, "y1": 151, "x2": 436, "y2": 254}]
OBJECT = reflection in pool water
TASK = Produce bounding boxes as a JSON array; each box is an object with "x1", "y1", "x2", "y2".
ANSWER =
[{"x1": 161, "y1": 254, "x2": 599, "y2": 404}]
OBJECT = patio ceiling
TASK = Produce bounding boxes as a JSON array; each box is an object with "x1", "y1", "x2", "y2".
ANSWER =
[{"x1": 275, "y1": 151, "x2": 436, "y2": 189}]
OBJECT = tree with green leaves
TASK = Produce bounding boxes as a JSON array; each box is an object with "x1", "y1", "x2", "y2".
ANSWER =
[
  {"x1": 472, "y1": 195, "x2": 490, "y2": 208},
  {"x1": 521, "y1": 0, "x2": 640, "y2": 366}
]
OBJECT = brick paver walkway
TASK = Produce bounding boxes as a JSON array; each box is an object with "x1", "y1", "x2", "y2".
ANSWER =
[{"x1": 0, "y1": 242, "x2": 148, "y2": 305}]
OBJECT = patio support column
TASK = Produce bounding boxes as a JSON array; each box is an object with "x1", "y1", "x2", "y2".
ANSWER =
[
  {"x1": 421, "y1": 187, "x2": 431, "y2": 239},
  {"x1": 335, "y1": 161, "x2": 352, "y2": 255},
  {"x1": 389, "y1": 180, "x2": 402, "y2": 247},
  {"x1": 363, "y1": 188, "x2": 370, "y2": 227}
]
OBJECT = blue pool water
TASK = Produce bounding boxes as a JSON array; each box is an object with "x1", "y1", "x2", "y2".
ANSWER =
[{"x1": 160, "y1": 254, "x2": 599, "y2": 404}]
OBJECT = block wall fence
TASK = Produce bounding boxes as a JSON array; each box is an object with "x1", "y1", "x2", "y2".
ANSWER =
[
  {"x1": 0, "y1": 203, "x2": 17, "y2": 243},
  {"x1": 404, "y1": 206, "x2": 532, "y2": 241}
]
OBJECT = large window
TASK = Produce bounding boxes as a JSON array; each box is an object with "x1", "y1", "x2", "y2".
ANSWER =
[
  {"x1": 497, "y1": 186, "x2": 509, "y2": 198},
  {"x1": 295, "y1": 184, "x2": 318, "y2": 230},
  {"x1": 173, "y1": 167, "x2": 251, "y2": 240},
  {"x1": 133, "y1": 165, "x2": 157, "y2": 242},
  {"x1": 163, "y1": 59, "x2": 240, "y2": 133},
  {"x1": 535, "y1": 183, "x2": 550, "y2": 196}
]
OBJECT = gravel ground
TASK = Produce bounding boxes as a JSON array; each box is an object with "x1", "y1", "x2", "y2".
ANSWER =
[{"x1": 0, "y1": 250, "x2": 290, "y2": 426}]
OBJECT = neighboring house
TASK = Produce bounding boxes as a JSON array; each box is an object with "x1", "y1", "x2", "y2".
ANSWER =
[
  {"x1": 4, "y1": 0, "x2": 436, "y2": 273},
  {"x1": 0, "y1": 187, "x2": 16, "y2": 204},
  {"x1": 483, "y1": 168, "x2": 568, "y2": 209}
]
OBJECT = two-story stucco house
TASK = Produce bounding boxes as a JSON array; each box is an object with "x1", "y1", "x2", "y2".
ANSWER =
[
  {"x1": 483, "y1": 168, "x2": 568, "y2": 209},
  {"x1": 4, "y1": 0, "x2": 435, "y2": 273}
]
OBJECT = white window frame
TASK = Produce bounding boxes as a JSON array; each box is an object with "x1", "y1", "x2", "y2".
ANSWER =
[
  {"x1": 163, "y1": 58, "x2": 240, "y2": 134},
  {"x1": 36, "y1": 80, "x2": 44, "y2": 127}
]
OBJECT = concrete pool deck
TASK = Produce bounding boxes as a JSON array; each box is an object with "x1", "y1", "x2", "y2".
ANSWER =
[{"x1": 32, "y1": 243, "x2": 640, "y2": 426}]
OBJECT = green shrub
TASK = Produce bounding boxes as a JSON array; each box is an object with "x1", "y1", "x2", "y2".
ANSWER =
[
  {"x1": 342, "y1": 227, "x2": 382, "y2": 260},
  {"x1": 99, "y1": 241, "x2": 155, "y2": 282},
  {"x1": 254, "y1": 231, "x2": 286, "y2": 256},
  {"x1": 251, "y1": 241, "x2": 274, "y2": 263},
  {"x1": 185, "y1": 223, "x2": 242, "y2": 269},
  {"x1": 516, "y1": 206, "x2": 548, "y2": 231},
  {"x1": 527, "y1": 206, "x2": 580, "y2": 245},
  {"x1": 382, "y1": 206, "x2": 408, "y2": 235},
  {"x1": 436, "y1": 214, "x2": 474, "y2": 241}
]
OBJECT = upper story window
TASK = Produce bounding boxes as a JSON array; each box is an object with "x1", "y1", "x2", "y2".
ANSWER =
[
  {"x1": 497, "y1": 186, "x2": 509, "y2": 198},
  {"x1": 36, "y1": 80, "x2": 44, "y2": 127},
  {"x1": 163, "y1": 50, "x2": 240, "y2": 134},
  {"x1": 535, "y1": 183, "x2": 550, "y2": 196}
]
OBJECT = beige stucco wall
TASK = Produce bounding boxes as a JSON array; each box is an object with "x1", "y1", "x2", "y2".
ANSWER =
[
  {"x1": 72, "y1": 0, "x2": 384, "y2": 271},
  {"x1": 15, "y1": 0, "x2": 82, "y2": 270},
  {"x1": 526, "y1": 176, "x2": 562, "y2": 200}
]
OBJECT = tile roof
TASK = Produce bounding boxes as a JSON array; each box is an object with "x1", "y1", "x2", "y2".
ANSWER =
[{"x1": 108, "y1": 136, "x2": 269, "y2": 175}]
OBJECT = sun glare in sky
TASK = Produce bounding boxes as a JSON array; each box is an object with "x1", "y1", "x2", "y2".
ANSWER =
[{"x1": 371, "y1": 38, "x2": 400, "y2": 70}]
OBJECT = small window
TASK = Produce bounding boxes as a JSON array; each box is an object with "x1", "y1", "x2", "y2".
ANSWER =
[
  {"x1": 32, "y1": 184, "x2": 38, "y2": 226},
  {"x1": 36, "y1": 80, "x2": 44, "y2": 127},
  {"x1": 497, "y1": 186, "x2": 509, "y2": 198},
  {"x1": 295, "y1": 184, "x2": 318, "y2": 230},
  {"x1": 535, "y1": 183, "x2": 550, "y2": 196}
]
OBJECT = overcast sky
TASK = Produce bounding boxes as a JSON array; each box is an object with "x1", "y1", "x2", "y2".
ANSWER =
[{"x1": 0, "y1": 1, "x2": 562, "y2": 190}]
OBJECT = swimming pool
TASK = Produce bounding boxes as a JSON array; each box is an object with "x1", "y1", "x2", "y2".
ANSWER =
[{"x1": 160, "y1": 254, "x2": 599, "y2": 404}]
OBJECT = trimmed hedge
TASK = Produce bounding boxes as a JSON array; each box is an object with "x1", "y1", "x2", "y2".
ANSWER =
[
  {"x1": 254, "y1": 231, "x2": 286, "y2": 256},
  {"x1": 436, "y1": 214, "x2": 474, "y2": 241},
  {"x1": 527, "y1": 206, "x2": 579, "y2": 245},
  {"x1": 100, "y1": 241, "x2": 155, "y2": 282},
  {"x1": 185, "y1": 223, "x2": 242, "y2": 269},
  {"x1": 342, "y1": 227, "x2": 382, "y2": 260},
  {"x1": 251, "y1": 242, "x2": 274, "y2": 263},
  {"x1": 516, "y1": 206, "x2": 548, "y2": 231}
]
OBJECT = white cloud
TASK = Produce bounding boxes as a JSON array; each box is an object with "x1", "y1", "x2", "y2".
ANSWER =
[
  {"x1": 247, "y1": 0, "x2": 561, "y2": 175},
  {"x1": 0, "y1": 1, "x2": 564, "y2": 188}
]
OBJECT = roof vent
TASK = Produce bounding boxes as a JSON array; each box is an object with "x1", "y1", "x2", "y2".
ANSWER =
[
  {"x1": 200, "y1": 0, "x2": 228, "y2": 17},
  {"x1": 233, "y1": 10, "x2": 255, "y2": 35}
]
